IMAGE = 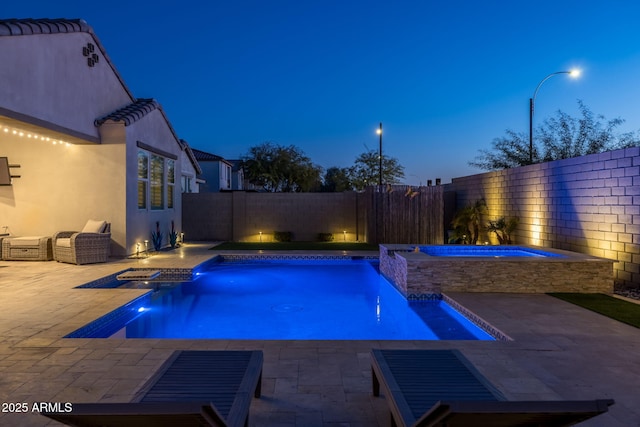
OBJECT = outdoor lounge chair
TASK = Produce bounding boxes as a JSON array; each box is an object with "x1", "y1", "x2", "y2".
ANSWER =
[
  {"x1": 52, "y1": 220, "x2": 111, "y2": 264},
  {"x1": 42, "y1": 350, "x2": 263, "y2": 427},
  {"x1": 370, "y1": 349, "x2": 614, "y2": 427}
]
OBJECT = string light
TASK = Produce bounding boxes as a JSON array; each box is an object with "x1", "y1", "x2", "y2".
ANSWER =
[{"x1": 0, "y1": 122, "x2": 69, "y2": 146}]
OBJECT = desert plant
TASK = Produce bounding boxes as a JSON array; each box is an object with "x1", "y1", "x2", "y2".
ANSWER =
[
  {"x1": 169, "y1": 220, "x2": 179, "y2": 248},
  {"x1": 151, "y1": 221, "x2": 163, "y2": 251},
  {"x1": 273, "y1": 231, "x2": 293, "y2": 242},
  {"x1": 486, "y1": 216, "x2": 519, "y2": 244},
  {"x1": 449, "y1": 199, "x2": 487, "y2": 244}
]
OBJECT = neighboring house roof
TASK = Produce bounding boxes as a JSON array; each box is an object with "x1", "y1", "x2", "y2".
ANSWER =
[
  {"x1": 192, "y1": 148, "x2": 233, "y2": 165},
  {"x1": 0, "y1": 18, "x2": 135, "y2": 101}
]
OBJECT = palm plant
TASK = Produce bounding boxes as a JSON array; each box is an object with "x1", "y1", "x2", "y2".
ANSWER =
[{"x1": 450, "y1": 199, "x2": 487, "y2": 244}]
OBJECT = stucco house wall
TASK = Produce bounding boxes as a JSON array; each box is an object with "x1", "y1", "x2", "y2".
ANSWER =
[{"x1": 0, "y1": 19, "x2": 200, "y2": 257}]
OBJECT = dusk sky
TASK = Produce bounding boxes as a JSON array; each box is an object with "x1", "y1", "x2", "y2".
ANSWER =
[{"x1": 5, "y1": 1, "x2": 640, "y2": 184}]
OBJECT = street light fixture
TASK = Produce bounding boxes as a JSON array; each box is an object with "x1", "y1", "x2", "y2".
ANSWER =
[
  {"x1": 528, "y1": 69, "x2": 580, "y2": 164},
  {"x1": 376, "y1": 122, "x2": 382, "y2": 186}
]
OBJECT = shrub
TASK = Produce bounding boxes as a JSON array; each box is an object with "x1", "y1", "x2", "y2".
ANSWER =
[
  {"x1": 317, "y1": 233, "x2": 334, "y2": 242},
  {"x1": 273, "y1": 231, "x2": 293, "y2": 242}
]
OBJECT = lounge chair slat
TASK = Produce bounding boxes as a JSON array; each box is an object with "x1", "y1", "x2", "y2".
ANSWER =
[
  {"x1": 43, "y1": 350, "x2": 263, "y2": 427},
  {"x1": 371, "y1": 349, "x2": 614, "y2": 427},
  {"x1": 41, "y1": 402, "x2": 226, "y2": 427},
  {"x1": 414, "y1": 399, "x2": 615, "y2": 427}
]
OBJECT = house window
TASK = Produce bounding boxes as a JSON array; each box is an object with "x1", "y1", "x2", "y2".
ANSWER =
[
  {"x1": 167, "y1": 159, "x2": 175, "y2": 209},
  {"x1": 137, "y1": 151, "x2": 148, "y2": 209},
  {"x1": 224, "y1": 164, "x2": 232, "y2": 189},
  {"x1": 150, "y1": 154, "x2": 164, "y2": 210},
  {"x1": 181, "y1": 176, "x2": 192, "y2": 193}
]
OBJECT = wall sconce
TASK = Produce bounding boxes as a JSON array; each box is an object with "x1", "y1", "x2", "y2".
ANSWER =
[
  {"x1": 259, "y1": 231, "x2": 263, "y2": 242},
  {"x1": 343, "y1": 230, "x2": 347, "y2": 241}
]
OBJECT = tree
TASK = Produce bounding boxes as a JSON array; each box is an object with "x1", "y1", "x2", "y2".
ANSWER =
[
  {"x1": 349, "y1": 149, "x2": 405, "y2": 191},
  {"x1": 321, "y1": 167, "x2": 353, "y2": 192},
  {"x1": 470, "y1": 101, "x2": 640, "y2": 171},
  {"x1": 242, "y1": 142, "x2": 322, "y2": 192}
]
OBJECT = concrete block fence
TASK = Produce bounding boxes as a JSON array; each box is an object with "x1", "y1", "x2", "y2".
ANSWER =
[{"x1": 446, "y1": 146, "x2": 640, "y2": 289}]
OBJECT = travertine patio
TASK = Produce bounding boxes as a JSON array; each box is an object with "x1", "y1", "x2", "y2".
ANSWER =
[{"x1": 0, "y1": 243, "x2": 638, "y2": 426}]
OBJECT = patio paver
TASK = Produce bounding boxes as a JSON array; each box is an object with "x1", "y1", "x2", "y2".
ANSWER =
[{"x1": 0, "y1": 243, "x2": 637, "y2": 426}]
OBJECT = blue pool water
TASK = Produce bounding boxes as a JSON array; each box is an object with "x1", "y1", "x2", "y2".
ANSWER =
[
  {"x1": 67, "y1": 260, "x2": 493, "y2": 340},
  {"x1": 419, "y1": 245, "x2": 565, "y2": 258}
]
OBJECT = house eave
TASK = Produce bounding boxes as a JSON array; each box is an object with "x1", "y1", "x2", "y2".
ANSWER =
[{"x1": 0, "y1": 107, "x2": 100, "y2": 144}]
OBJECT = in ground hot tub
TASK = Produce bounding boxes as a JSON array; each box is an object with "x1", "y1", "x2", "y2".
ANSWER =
[{"x1": 380, "y1": 244, "x2": 614, "y2": 297}]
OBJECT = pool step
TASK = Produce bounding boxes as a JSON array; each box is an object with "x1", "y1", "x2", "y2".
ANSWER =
[{"x1": 116, "y1": 270, "x2": 161, "y2": 281}]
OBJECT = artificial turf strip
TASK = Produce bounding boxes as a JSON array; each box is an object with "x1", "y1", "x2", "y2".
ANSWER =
[
  {"x1": 211, "y1": 242, "x2": 380, "y2": 251},
  {"x1": 548, "y1": 293, "x2": 640, "y2": 329}
]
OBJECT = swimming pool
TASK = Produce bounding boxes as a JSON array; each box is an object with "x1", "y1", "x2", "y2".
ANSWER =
[{"x1": 66, "y1": 259, "x2": 494, "y2": 340}]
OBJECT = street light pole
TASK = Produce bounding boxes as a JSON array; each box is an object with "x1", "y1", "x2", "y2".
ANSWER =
[
  {"x1": 376, "y1": 122, "x2": 383, "y2": 186},
  {"x1": 529, "y1": 70, "x2": 580, "y2": 164}
]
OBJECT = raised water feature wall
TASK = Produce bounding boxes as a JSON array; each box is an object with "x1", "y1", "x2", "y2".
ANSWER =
[{"x1": 380, "y1": 244, "x2": 614, "y2": 295}]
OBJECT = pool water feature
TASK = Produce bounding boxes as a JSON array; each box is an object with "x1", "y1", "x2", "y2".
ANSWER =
[
  {"x1": 67, "y1": 259, "x2": 494, "y2": 340},
  {"x1": 380, "y1": 244, "x2": 614, "y2": 295}
]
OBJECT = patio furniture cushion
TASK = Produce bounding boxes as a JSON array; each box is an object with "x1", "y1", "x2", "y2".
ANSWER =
[
  {"x1": 82, "y1": 220, "x2": 107, "y2": 233},
  {"x1": 9, "y1": 236, "x2": 43, "y2": 246},
  {"x1": 55, "y1": 238, "x2": 71, "y2": 248}
]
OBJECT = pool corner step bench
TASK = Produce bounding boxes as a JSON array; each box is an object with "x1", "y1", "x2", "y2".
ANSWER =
[
  {"x1": 371, "y1": 349, "x2": 614, "y2": 427},
  {"x1": 42, "y1": 350, "x2": 263, "y2": 427}
]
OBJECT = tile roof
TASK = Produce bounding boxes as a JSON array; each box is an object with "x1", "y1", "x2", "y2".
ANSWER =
[
  {"x1": 191, "y1": 148, "x2": 227, "y2": 162},
  {"x1": 0, "y1": 18, "x2": 92, "y2": 36},
  {"x1": 94, "y1": 99, "x2": 159, "y2": 126}
]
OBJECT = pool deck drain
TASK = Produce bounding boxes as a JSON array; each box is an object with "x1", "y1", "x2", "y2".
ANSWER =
[{"x1": 0, "y1": 243, "x2": 637, "y2": 426}]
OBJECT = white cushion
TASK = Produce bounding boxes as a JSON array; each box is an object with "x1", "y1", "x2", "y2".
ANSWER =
[
  {"x1": 56, "y1": 238, "x2": 72, "y2": 248},
  {"x1": 82, "y1": 220, "x2": 107, "y2": 233},
  {"x1": 10, "y1": 236, "x2": 44, "y2": 246}
]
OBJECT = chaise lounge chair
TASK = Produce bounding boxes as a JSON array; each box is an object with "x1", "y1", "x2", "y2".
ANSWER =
[
  {"x1": 42, "y1": 350, "x2": 263, "y2": 427},
  {"x1": 52, "y1": 220, "x2": 111, "y2": 265},
  {"x1": 370, "y1": 349, "x2": 614, "y2": 427}
]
